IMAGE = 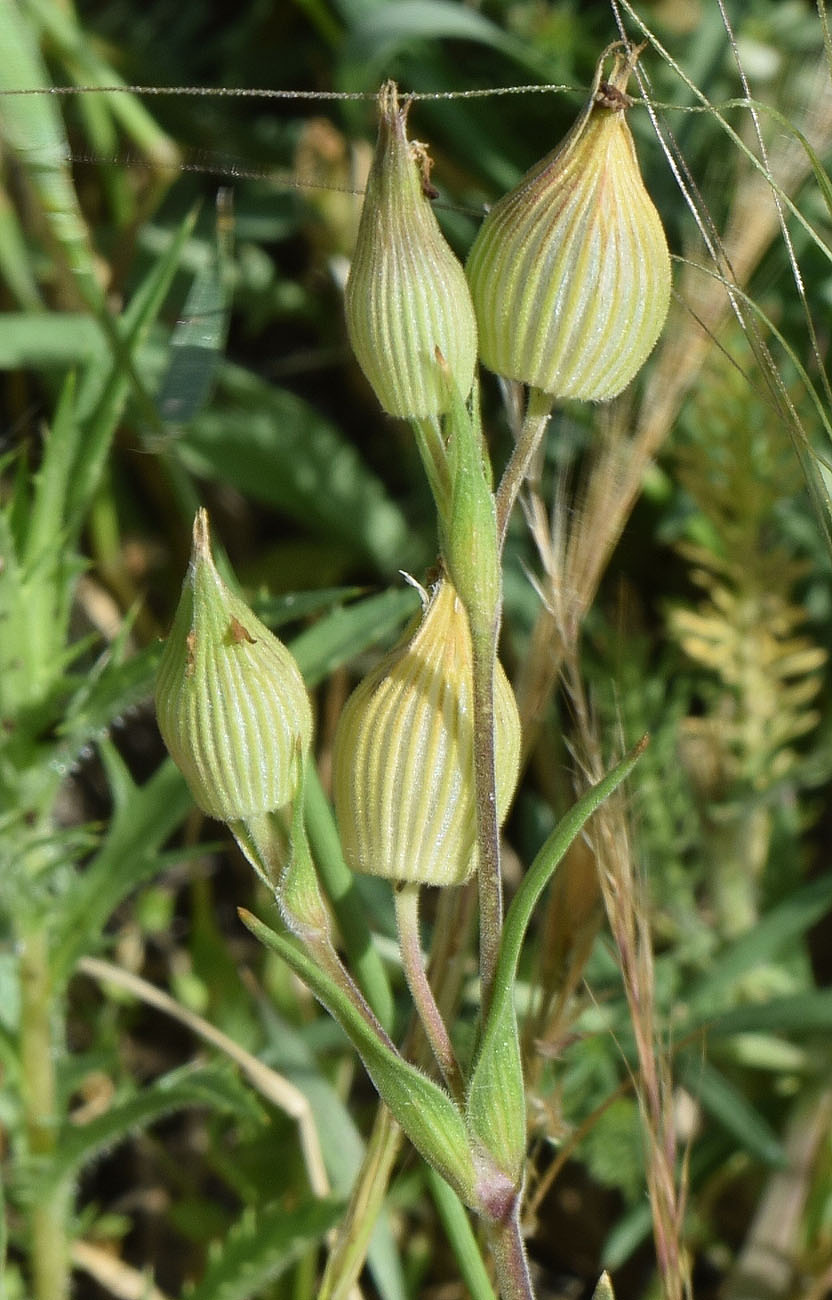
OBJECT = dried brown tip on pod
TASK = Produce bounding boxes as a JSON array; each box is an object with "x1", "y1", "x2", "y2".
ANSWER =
[
  {"x1": 155, "y1": 510, "x2": 312, "y2": 822},
  {"x1": 466, "y1": 42, "x2": 670, "y2": 402},
  {"x1": 345, "y1": 80, "x2": 478, "y2": 419}
]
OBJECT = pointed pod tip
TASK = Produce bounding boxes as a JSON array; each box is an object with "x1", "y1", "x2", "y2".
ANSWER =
[
  {"x1": 192, "y1": 507, "x2": 212, "y2": 561},
  {"x1": 156, "y1": 517, "x2": 313, "y2": 823},
  {"x1": 466, "y1": 39, "x2": 669, "y2": 402},
  {"x1": 378, "y1": 79, "x2": 410, "y2": 132},
  {"x1": 590, "y1": 1269, "x2": 616, "y2": 1300}
]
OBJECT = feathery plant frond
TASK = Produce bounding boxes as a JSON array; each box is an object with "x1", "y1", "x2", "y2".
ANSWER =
[
  {"x1": 667, "y1": 332, "x2": 827, "y2": 934},
  {"x1": 669, "y1": 332, "x2": 826, "y2": 792}
]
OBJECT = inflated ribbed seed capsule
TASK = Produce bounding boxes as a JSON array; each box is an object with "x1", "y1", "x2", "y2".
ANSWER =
[
  {"x1": 466, "y1": 44, "x2": 670, "y2": 401},
  {"x1": 333, "y1": 577, "x2": 520, "y2": 886},
  {"x1": 345, "y1": 80, "x2": 478, "y2": 419},
  {"x1": 155, "y1": 510, "x2": 312, "y2": 822}
]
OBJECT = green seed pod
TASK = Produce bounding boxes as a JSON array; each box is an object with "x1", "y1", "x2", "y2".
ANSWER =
[
  {"x1": 345, "y1": 80, "x2": 478, "y2": 419},
  {"x1": 466, "y1": 46, "x2": 670, "y2": 401},
  {"x1": 155, "y1": 510, "x2": 312, "y2": 822},
  {"x1": 333, "y1": 577, "x2": 520, "y2": 886}
]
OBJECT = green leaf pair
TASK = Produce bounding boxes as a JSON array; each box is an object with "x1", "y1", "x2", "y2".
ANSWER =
[{"x1": 243, "y1": 740, "x2": 646, "y2": 1215}]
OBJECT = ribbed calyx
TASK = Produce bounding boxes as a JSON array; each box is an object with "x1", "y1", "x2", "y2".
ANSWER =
[
  {"x1": 155, "y1": 510, "x2": 312, "y2": 822},
  {"x1": 466, "y1": 46, "x2": 670, "y2": 401},
  {"x1": 333, "y1": 577, "x2": 520, "y2": 886},
  {"x1": 345, "y1": 80, "x2": 478, "y2": 418}
]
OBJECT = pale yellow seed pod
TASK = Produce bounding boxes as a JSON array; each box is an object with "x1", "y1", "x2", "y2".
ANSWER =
[
  {"x1": 333, "y1": 577, "x2": 521, "y2": 886},
  {"x1": 466, "y1": 47, "x2": 670, "y2": 401},
  {"x1": 155, "y1": 510, "x2": 312, "y2": 822},
  {"x1": 345, "y1": 80, "x2": 478, "y2": 419}
]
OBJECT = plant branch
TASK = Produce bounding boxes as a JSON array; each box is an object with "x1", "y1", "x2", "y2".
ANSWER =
[
  {"x1": 488, "y1": 1203, "x2": 536, "y2": 1300},
  {"x1": 495, "y1": 386, "x2": 554, "y2": 548},
  {"x1": 20, "y1": 927, "x2": 70, "y2": 1300},
  {"x1": 317, "y1": 1104, "x2": 402, "y2": 1300},
  {"x1": 411, "y1": 413, "x2": 452, "y2": 517},
  {"x1": 393, "y1": 882, "x2": 465, "y2": 1103},
  {"x1": 471, "y1": 615, "x2": 503, "y2": 1019}
]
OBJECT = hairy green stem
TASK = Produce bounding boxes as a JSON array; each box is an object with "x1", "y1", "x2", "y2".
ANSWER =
[
  {"x1": 411, "y1": 414, "x2": 451, "y2": 518},
  {"x1": 235, "y1": 814, "x2": 397, "y2": 1051},
  {"x1": 488, "y1": 1204, "x2": 536, "y2": 1300},
  {"x1": 469, "y1": 383, "x2": 554, "y2": 1018},
  {"x1": 471, "y1": 616, "x2": 503, "y2": 1019},
  {"x1": 20, "y1": 928, "x2": 70, "y2": 1300},
  {"x1": 495, "y1": 386, "x2": 554, "y2": 548},
  {"x1": 393, "y1": 883, "x2": 465, "y2": 1103},
  {"x1": 317, "y1": 1104, "x2": 403, "y2": 1300}
]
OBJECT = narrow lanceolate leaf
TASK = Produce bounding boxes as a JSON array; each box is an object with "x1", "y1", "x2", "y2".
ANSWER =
[
  {"x1": 240, "y1": 909, "x2": 481, "y2": 1209},
  {"x1": 157, "y1": 191, "x2": 234, "y2": 431},
  {"x1": 179, "y1": 361, "x2": 420, "y2": 575},
  {"x1": 466, "y1": 740, "x2": 646, "y2": 1176},
  {"x1": 677, "y1": 1057, "x2": 784, "y2": 1167},
  {"x1": 466, "y1": 46, "x2": 670, "y2": 401}
]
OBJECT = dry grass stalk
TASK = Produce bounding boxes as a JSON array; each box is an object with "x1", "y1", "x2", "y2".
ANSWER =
[
  {"x1": 563, "y1": 674, "x2": 689, "y2": 1300},
  {"x1": 722, "y1": 1089, "x2": 832, "y2": 1300}
]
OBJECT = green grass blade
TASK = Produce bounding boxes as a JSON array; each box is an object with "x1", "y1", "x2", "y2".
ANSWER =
[
  {"x1": 239, "y1": 909, "x2": 478, "y2": 1206},
  {"x1": 677, "y1": 1057, "x2": 784, "y2": 1167},
  {"x1": 177, "y1": 363, "x2": 422, "y2": 574},
  {"x1": 687, "y1": 874, "x2": 832, "y2": 1010},
  {"x1": 66, "y1": 204, "x2": 198, "y2": 534},
  {"x1": 697, "y1": 991, "x2": 832, "y2": 1039},
  {"x1": 0, "y1": 188, "x2": 41, "y2": 309},
  {"x1": 338, "y1": 0, "x2": 553, "y2": 91},
  {"x1": 157, "y1": 192, "x2": 234, "y2": 430},
  {"x1": 185, "y1": 1199, "x2": 344, "y2": 1300},
  {"x1": 291, "y1": 585, "x2": 419, "y2": 687},
  {"x1": 427, "y1": 1167, "x2": 497, "y2": 1300},
  {"x1": 0, "y1": 314, "x2": 104, "y2": 368},
  {"x1": 602, "y1": 1200, "x2": 654, "y2": 1272},
  {"x1": 253, "y1": 586, "x2": 368, "y2": 628},
  {"x1": 0, "y1": 0, "x2": 100, "y2": 301},
  {"x1": 23, "y1": 0, "x2": 179, "y2": 168},
  {"x1": 52, "y1": 753, "x2": 193, "y2": 985}
]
